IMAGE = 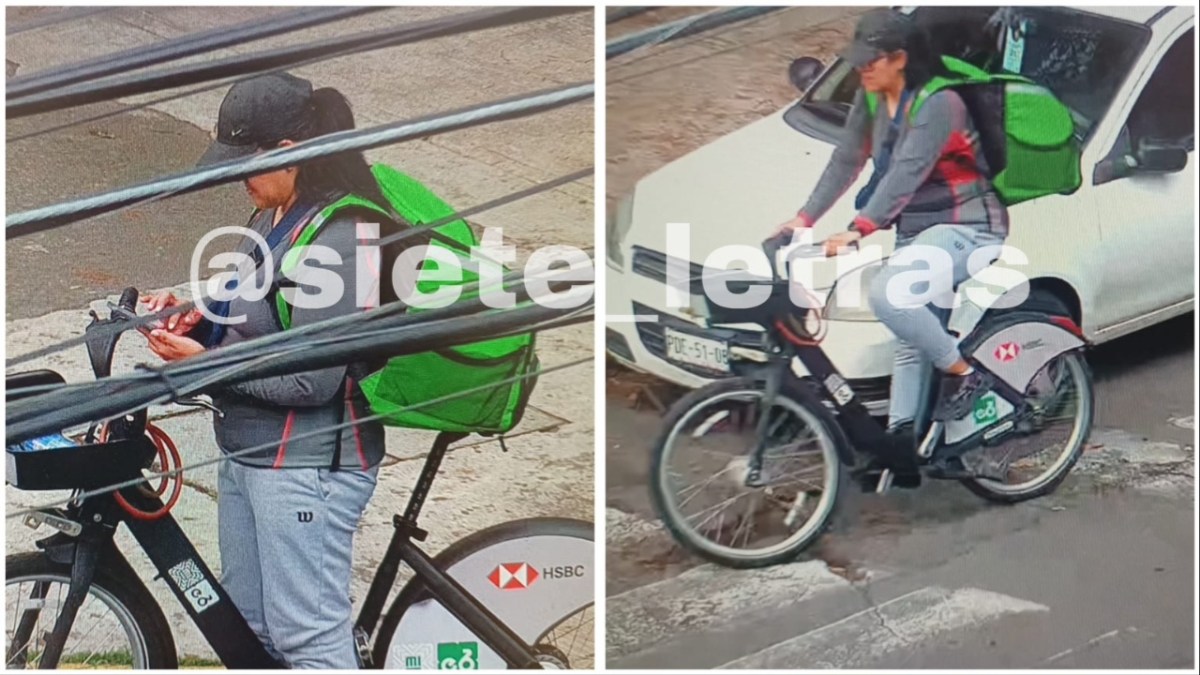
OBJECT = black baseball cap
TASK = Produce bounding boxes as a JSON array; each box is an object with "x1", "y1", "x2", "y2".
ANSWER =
[
  {"x1": 840, "y1": 9, "x2": 919, "y2": 68},
  {"x1": 197, "y1": 72, "x2": 316, "y2": 167}
]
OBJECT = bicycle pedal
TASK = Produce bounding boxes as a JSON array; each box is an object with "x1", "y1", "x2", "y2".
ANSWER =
[
  {"x1": 924, "y1": 458, "x2": 975, "y2": 480},
  {"x1": 875, "y1": 469, "x2": 893, "y2": 494}
]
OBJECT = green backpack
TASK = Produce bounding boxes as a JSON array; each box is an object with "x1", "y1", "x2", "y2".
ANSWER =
[
  {"x1": 275, "y1": 164, "x2": 539, "y2": 435},
  {"x1": 865, "y1": 55, "x2": 1081, "y2": 206}
]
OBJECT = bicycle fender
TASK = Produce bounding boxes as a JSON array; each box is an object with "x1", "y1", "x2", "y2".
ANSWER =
[{"x1": 964, "y1": 311, "x2": 1086, "y2": 394}]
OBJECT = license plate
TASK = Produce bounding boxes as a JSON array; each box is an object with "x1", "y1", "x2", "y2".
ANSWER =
[{"x1": 664, "y1": 328, "x2": 730, "y2": 373}]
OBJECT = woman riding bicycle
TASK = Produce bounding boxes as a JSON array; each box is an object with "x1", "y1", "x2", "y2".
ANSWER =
[
  {"x1": 141, "y1": 72, "x2": 409, "y2": 669},
  {"x1": 775, "y1": 9, "x2": 1007, "y2": 452}
]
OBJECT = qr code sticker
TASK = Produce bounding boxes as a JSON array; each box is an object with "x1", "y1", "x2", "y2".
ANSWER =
[{"x1": 167, "y1": 559, "x2": 205, "y2": 592}]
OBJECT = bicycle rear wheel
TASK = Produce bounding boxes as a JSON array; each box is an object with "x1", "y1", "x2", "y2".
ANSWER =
[
  {"x1": 650, "y1": 378, "x2": 845, "y2": 568},
  {"x1": 374, "y1": 518, "x2": 593, "y2": 670},
  {"x1": 5, "y1": 552, "x2": 177, "y2": 670},
  {"x1": 959, "y1": 350, "x2": 1094, "y2": 502}
]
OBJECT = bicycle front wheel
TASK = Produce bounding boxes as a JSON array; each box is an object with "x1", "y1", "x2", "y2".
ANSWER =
[
  {"x1": 650, "y1": 377, "x2": 845, "y2": 568},
  {"x1": 5, "y1": 552, "x2": 178, "y2": 670},
  {"x1": 375, "y1": 518, "x2": 593, "y2": 670}
]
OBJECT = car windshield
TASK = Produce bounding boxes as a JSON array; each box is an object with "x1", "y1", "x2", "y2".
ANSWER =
[{"x1": 787, "y1": 6, "x2": 1150, "y2": 143}]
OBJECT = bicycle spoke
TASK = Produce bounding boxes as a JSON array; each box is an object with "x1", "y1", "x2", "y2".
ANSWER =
[
  {"x1": 675, "y1": 466, "x2": 736, "y2": 510},
  {"x1": 687, "y1": 494, "x2": 745, "y2": 532}
]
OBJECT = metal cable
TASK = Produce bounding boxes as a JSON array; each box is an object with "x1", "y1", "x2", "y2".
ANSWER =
[
  {"x1": 608, "y1": 8, "x2": 857, "y2": 87},
  {"x1": 6, "y1": 355, "x2": 589, "y2": 520},
  {"x1": 7, "y1": 81, "x2": 592, "y2": 236},
  {"x1": 4, "y1": 169, "x2": 592, "y2": 368},
  {"x1": 606, "y1": 6, "x2": 784, "y2": 59},
  {"x1": 7, "y1": 259, "x2": 593, "y2": 402},
  {"x1": 6, "y1": 267, "x2": 594, "y2": 442},
  {"x1": 7, "y1": 7, "x2": 381, "y2": 98},
  {"x1": 7, "y1": 6, "x2": 585, "y2": 118}
]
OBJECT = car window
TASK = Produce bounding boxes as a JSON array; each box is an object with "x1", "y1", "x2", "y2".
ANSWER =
[
  {"x1": 787, "y1": 7, "x2": 1149, "y2": 143},
  {"x1": 1123, "y1": 27, "x2": 1195, "y2": 151}
]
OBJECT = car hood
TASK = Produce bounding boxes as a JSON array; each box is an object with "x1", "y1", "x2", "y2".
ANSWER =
[{"x1": 623, "y1": 106, "x2": 893, "y2": 290}]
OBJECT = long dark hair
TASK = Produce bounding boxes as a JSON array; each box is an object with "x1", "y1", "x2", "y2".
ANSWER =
[
  {"x1": 901, "y1": 20, "x2": 948, "y2": 92},
  {"x1": 292, "y1": 87, "x2": 416, "y2": 307},
  {"x1": 291, "y1": 87, "x2": 395, "y2": 218}
]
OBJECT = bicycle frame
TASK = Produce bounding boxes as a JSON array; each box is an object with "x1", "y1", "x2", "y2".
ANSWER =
[
  {"x1": 18, "y1": 429, "x2": 546, "y2": 670},
  {"x1": 351, "y1": 430, "x2": 544, "y2": 670},
  {"x1": 733, "y1": 239, "x2": 1038, "y2": 478},
  {"x1": 12, "y1": 290, "x2": 550, "y2": 669},
  {"x1": 736, "y1": 309, "x2": 1037, "y2": 484}
]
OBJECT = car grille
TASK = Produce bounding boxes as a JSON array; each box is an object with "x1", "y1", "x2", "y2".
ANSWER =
[{"x1": 630, "y1": 246, "x2": 707, "y2": 294}]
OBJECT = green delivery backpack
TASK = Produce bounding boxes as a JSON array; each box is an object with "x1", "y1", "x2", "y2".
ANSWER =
[
  {"x1": 275, "y1": 164, "x2": 539, "y2": 435},
  {"x1": 865, "y1": 55, "x2": 1082, "y2": 206}
]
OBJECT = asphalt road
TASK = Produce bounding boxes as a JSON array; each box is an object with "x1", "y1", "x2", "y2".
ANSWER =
[{"x1": 606, "y1": 313, "x2": 1196, "y2": 670}]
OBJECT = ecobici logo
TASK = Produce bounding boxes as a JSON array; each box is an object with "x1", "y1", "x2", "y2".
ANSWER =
[
  {"x1": 655, "y1": 223, "x2": 1031, "y2": 315},
  {"x1": 189, "y1": 223, "x2": 594, "y2": 325}
]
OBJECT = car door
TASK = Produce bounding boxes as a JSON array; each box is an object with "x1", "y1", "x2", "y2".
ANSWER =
[{"x1": 1088, "y1": 19, "x2": 1196, "y2": 332}]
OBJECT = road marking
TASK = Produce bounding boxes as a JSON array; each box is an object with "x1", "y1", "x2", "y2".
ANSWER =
[
  {"x1": 607, "y1": 559, "x2": 861, "y2": 659},
  {"x1": 718, "y1": 586, "x2": 1048, "y2": 670},
  {"x1": 1043, "y1": 626, "x2": 1136, "y2": 664},
  {"x1": 1169, "y1": 415, "x2": 1194, "y2": 431}
]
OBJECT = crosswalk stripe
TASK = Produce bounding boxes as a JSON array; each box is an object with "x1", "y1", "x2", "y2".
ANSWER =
[
  {"x1": 607, "y1": 559, "x2": 861, "y2": 660},
  {"x1": 718, "y1": 586, "x2": 1049, "y2": 669}
]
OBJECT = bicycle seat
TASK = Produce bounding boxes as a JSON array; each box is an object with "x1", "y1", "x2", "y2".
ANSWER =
[{"x1": 6, "y1": 369, "x2": 65, "y2": 403}]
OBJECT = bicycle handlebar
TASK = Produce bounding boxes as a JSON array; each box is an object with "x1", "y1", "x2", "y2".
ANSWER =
[
  {"x1": 760, "y1": 232, "x2": 857, "y2": 282},
  {"x1": 85, "y1": 285, "x2": 140, "y2": 380}
]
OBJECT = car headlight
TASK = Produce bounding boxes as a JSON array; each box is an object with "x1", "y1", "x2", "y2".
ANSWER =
[
  {"x1": 822, "y1": 262, "x2": 881, "y2": 322},
  {"x1": 607, "y1": 191, "x2": 635, "y2": 269}
]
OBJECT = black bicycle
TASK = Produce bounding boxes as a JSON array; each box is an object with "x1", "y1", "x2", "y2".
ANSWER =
[
  {"x1": 5, "y1": 289, "x2": 593, "y2": 669},
  {"x1": 650, "y1": 237, "x2": 1094, "y2": 568}
]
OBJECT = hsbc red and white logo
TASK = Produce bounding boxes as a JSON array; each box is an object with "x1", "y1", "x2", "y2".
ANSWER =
[
  {"x1": 994, "y1": 342, "x2": 1020, "y2": 362},
  {"x1": 488, "y1": 563, "x2": 539, "y2": 590}
]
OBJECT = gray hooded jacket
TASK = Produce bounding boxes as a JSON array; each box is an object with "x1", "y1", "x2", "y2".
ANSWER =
[{"x1": 205, "y1": 200, "x2": 395, "y2": 470}]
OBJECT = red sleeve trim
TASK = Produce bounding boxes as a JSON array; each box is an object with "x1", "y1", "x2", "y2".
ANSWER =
[{"x1": 851, "y1": 216, "x2": 879, "y2": 237}]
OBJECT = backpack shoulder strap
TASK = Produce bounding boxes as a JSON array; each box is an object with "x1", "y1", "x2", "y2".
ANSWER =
[{"x1": 274, "y1": 195, "x2": 393, "y2": 330}]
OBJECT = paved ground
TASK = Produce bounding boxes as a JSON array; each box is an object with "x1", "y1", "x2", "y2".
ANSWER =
[
  {"x1": 6, "y1": 7, "x2": 595, "y2": 664},
  {"x1": 605, "y1": 7, "x2": 1195, "y2": 670}
]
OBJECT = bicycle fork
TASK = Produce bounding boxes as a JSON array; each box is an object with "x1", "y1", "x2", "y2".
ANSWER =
[
  {"x1": 745, "y1": 357, "x2": 787, "y2": 488},
  {"x1": 22, "y1": 536, "x2": 102, "y2": 668}
]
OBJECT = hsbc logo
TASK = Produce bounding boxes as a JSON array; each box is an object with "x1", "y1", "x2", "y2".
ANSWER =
[
  {"x1": 488, "y1": 563, "x2": 539, "y2": 590},
  {"x1": 994, "y1": 342, "x2": 1020, "y2": 362},
  {"x1": 542, "y1": 565, "x2": 586, "y2": 580}
]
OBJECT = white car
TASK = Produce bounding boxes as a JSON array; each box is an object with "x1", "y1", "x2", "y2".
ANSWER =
[{"x1": 607, "y1": 5, "x2": 1195, "y2": 415}]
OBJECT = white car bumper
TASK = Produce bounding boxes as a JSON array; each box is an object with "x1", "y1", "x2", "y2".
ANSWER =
[{"x1": 606, "y1": 261, "x2": 897, "y2": 415}]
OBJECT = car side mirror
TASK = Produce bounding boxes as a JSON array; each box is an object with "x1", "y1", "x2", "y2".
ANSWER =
[
  {"x1": 789, "y1": 57, "x2": 823, "y2": 93},
  {"x1": 1094, "y1": 136, "x2": 1189, "y2": 185},
  {"x1": 1133, "y1": 141, "x2": 1188, "y2": 173}
]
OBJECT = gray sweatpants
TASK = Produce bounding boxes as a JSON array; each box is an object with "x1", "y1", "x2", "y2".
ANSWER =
[
  {"x1": 866, "y1": 224, "x2": 1005, "y2": 429},
  {"x1": 217, "y1": 459, "x2": 378, "y2": 669}
]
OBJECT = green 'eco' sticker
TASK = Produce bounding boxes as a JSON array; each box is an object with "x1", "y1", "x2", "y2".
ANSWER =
[
  {"x1": 437, "y1": 642, "x2": 479, "y2": 670},
  {"x1": 973, "y1": 393, "x2": 999, "y2": 425}
]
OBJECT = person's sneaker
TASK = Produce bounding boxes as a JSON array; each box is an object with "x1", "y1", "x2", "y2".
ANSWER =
[{"x1": 933, "y1": 369, "x2": 994, "y2": 421}]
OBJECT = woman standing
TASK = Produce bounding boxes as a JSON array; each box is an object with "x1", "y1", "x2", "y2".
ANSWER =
[
  {"x1": 776, "y1": 10, "x2": 1009, "y2": 467},
  {"x1": 142, "y1": 71, "x2": 400, "y2": 668}
]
